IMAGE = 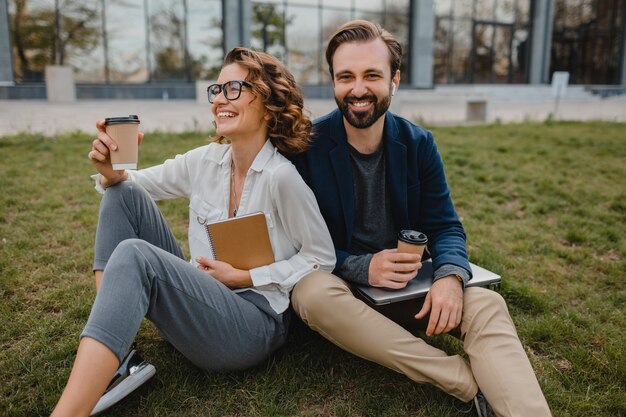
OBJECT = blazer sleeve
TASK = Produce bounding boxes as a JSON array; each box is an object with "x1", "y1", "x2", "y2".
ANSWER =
[{"x1": 416, "y1": 130, "x2": 471, "y2": 276}]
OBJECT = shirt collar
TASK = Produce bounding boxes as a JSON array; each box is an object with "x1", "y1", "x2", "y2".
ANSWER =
[{"x1": 218, "y1": 139, "x2": 275, "y2": 172}]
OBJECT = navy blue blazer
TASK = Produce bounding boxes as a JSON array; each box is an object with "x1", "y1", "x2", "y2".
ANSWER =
[{"x1": 292, "y1": 109, "x2": 471, "y2": 278}]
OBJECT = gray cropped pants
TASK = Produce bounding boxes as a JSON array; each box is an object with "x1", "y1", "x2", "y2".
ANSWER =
[{"x1": 81, "y1": 182, "x2": 287, "y2": 371}]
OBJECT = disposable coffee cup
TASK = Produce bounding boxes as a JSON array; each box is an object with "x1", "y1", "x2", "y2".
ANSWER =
[
  {"x1": 105, "y1": 115, "x2": 140, "y2": 170},
  {"x1": 397, "y1": 230, "x2": 428, "y2": 257}
]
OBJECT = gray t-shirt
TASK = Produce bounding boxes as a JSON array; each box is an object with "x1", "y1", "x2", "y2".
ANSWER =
[{"x1": 338, "y1": 143, "x2": 469, "y2": 286}]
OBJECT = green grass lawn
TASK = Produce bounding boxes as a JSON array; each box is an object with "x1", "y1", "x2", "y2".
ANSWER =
[{"x1": 0, "y1": 122, "x2": 624, "y2": 417}]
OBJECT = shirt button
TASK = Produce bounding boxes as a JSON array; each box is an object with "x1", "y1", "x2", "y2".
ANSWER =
[{"x1": 313, "y1": 264, "x2": 319, "y2": 270}]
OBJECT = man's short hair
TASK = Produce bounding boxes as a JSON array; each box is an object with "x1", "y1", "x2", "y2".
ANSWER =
[{"x1": 325, "y1": 19, "x2": 402, "y2": 79}]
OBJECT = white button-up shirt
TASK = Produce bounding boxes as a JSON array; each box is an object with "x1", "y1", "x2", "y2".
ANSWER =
[{"x1": 96, "y1": 140, "x2": 335, "y2": 314}]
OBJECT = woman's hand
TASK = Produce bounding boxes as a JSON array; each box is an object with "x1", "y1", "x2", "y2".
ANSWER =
[
  {"x1": 88, "y1": 119, "x2": 144, "y2": 188},
  {"x1": 196, "y1": 256, "x2": 253, "y2": 289}
]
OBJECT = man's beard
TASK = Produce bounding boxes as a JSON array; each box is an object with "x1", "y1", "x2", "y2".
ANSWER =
[{"x1": 335, "y1": 92, "x2": 391, "y2": 129}]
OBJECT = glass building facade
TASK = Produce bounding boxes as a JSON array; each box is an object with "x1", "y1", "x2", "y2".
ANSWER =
[
  {"x1": 247, "y1": 0, "x2": 410, "y2": 84},
  {"x1": 433, "y1": 0, "x2": 532, "y2": 83},
  {"x1": 3, "y1": 0, "x2": 626, "y2": 87},
  {"x1": 550, "y1": 0, "x2": 624, "y2": 84},
  {"x1": 7, "y1": 0, "x2": 223, "y2": 83}
]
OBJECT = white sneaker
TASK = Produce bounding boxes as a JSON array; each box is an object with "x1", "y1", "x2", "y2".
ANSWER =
[
  {"x1": 90, "y1": 349, "x2": 156, "y2": 416},
  {"x1": 473, "y1": 391, "x2": 497, "y2": 417}
]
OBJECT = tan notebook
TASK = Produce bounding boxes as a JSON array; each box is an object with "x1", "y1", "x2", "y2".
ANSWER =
[{"x1": 204, "y1": 212, "x2": 275, "y2": 270}]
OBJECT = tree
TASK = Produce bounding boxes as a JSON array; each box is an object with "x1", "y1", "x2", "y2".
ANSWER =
[
  {"x1": 55, "y1": 1, "x2": 99, "y2": 66},
  {"x1": 149, "y1": 3, "x2": 205, "y2": 81},
  {"x1": 9, "y1": 0, "x2": 99, "y2": 82},
  {"x1": 251, "y1": 4, "x2": 291, "y2": 55}
]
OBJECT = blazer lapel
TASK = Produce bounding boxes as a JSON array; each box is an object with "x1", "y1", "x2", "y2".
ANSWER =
[
  {"x1": 383, "y1": 114, "x2": 409, "y2": 228},
  {"x1": 328, "y1": 110, "x2": 355, "y2": 243}
]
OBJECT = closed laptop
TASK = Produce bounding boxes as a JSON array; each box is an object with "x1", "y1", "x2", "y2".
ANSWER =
[{"x1": 354, "y1": 260, "x2": 501, "y2": 306}]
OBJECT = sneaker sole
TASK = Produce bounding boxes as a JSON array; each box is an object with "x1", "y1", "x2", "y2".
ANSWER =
[{"x1": 90, "y1": 363, "x2": 156, "y2": 416}]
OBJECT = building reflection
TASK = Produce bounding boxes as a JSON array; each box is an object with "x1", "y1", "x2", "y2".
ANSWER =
[
  {"x1": 551, "y1": 0, "x2": 623, "y2": 85},
  {"x1": 434, "y1": 0, "x2": 531, "y2": 84},
  {"x1": 5, "y1": 0, "x2": 624, "y2": 86}
]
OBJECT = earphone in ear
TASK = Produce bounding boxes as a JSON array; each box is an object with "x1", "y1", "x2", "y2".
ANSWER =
[{"x1": 391, "y1": 84, "x2": 396, "y2": 95}]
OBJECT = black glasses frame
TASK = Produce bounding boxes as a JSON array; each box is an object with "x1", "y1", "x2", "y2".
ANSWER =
[{"x1": 207, "y1": 80, "x2": 252, "y2": 103}]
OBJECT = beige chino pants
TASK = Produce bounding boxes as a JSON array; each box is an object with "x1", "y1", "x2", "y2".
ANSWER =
[{"x1": 291, "y1": 272, "x2": 552, "y2": 417}]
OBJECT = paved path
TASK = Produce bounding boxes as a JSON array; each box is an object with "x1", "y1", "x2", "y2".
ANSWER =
[
  {"x1": 1, "y1": 95, "x2": 624, "y2": 136},
  {"x1": 0, "y1": 99, "x2": 337, "y2": 136}
]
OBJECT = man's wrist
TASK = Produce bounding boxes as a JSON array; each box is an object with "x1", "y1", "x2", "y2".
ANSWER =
[
  {"x1": 451, "y1": 273, "x2": 465, "y2": 289},
  {"x1": 434, "y1": 264, "x2": 470, "y2": 287},
  {"x1": 451, "y1": 273, "x2": 463, "y2": 283}
]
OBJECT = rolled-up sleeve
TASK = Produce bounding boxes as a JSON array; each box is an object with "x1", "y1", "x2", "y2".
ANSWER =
[
  {"x1": 126, "y1": 152, "x2": 193, "y2": 200},
  {"x1": 91, "y1": 151, "x2": 194, "y2": 200},
  {"x1": 249, "y1": 164, "x2": 335, "y2": 292}
]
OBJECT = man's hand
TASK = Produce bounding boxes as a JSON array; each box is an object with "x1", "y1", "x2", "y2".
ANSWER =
[
  {"x1": 195, "y1": 256, "x2": 252, "y2": 289},
  {"x1": 415, "y1": 275, "x2": 463, "y2": 336},
  {"x1": 368, "y1": 249, "x2": 421, "y2": 289}
]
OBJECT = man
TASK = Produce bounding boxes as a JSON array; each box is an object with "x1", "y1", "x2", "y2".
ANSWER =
[{"x1": 291, "y1": 20, "x2": 551, "y2": 417}]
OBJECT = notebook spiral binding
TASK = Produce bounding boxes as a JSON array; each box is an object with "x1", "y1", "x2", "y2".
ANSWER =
[{"x1": 204, "y1": 224, "x2": 218, "y2": 260}]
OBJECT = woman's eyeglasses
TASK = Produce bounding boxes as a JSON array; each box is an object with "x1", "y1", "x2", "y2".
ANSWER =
[{"x1": 207, "y1": 80, "x2": 252, "y2": 103}]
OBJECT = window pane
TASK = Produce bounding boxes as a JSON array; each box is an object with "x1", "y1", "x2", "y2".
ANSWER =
[
  {"x1": 450, "y1": 19, "x2": 472, "y2": 82},
  {"x1": 290, "y1": 0, "x2": 321, "y2": 6},
  {"x1": 581, "y1": 0, "x2": 594, "y2": 22},
  {"x1": 285, "y1": 5, "x2": 322, "y2": 84},
  {"x1": 149, "y1": 0, "x2": 186, "y2": 81},
  {"x1": 357, "y1": 11, "x2": 384, "y2": 24},
  {"x1": 385, "y1": 12, "x2": 409, "y2": 78},
  {"x1": 354, "y1": 0, "x2": 384, "y2": 12},
  {"x1": 64, "y1": 2, "x2": 105, "y2": 83},
  {"x1": 387, "y1": 0, "x2": 409, "y2": 10},
  {"x1": 453, "y1": 0, "x2": 473, "y2": 19},
  {"x1": 551, "y1": 0, "x2": 623, "y2": 84},
  {"x1": 515, "y1": 0, "x2": 530, "y2": 25},
  {"x1": 491, "y1": 25, "x2": 512, "y2": 82},
  {"x1": 105, "y1": 1, "x2": 148, "y2": 82},
  {"x1": 251, "y1": 2, "x2": 287, "y2": 59},
  {"x1": 475, "y1": 0, "x2": 495, "y2": 20},
  {"x1": 8, "y1": 0, "x2": 55, "y2": 82},
  {"x1": 322, "y1": 0, "x2": 350, "y2": 8},
  {"x1": 473, "y1": 24, "x2": 493, "y2": 82},
  {"x1": 511, "y1": 28, "x2": 529, "y2": 82},
  {"x1": 564, "y1": 0, "x2": 583, "y2": 27},
  {"x1": 384, "y1": 1, "x2": 410, "y2": 35},
  {"x1": 434, "y1": 16, "x2": 453, "y2": 83},
  {"x1": 553, "y1": 0, "x2": 566, "y2": 28},
  {"x1": 494, "y1": 0, "x2": 515, "y2": 23},
  {"x1": 320, "y1": 8, "x2": 352, "y2": 82},
  {"x1": 435, "y1": 0, "x2": 453, "y2": 16},
  {"x1": 187, "y1": 0, "x2": 222, "y2": 80},
  {"x1": 515, "y1": 0, "x2": 531, "y2": 26}
]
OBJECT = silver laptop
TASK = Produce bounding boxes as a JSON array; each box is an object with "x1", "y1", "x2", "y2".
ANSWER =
[{"x1": 354, "y1": 259, "x2": 501, "y2": 306}]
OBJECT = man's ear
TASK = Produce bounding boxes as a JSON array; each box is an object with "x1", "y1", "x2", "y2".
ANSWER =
[
  {"x1": 391, "y1": 70, "x2": 400, "y2": 96},
  {"x1": 392, "y1": 70, "x2": 401, "y2": 87}
]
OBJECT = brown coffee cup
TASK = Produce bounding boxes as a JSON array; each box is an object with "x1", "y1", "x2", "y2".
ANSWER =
[
  {"x1": 397, "y1": 230, "x2": 428, "y2": 257},
  {"x1": 105, "y1": 115, "x2": 140, "y2": 170}
]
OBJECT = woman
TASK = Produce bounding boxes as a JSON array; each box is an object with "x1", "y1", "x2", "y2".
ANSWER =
[{"x1": 51, "y1": 47, "x2": 335, "y2": 416}]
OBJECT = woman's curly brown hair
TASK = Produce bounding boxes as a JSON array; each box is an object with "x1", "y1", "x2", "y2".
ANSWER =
[{"x1": 214, "y1": 47, "x2": 311, "y2": 156}]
